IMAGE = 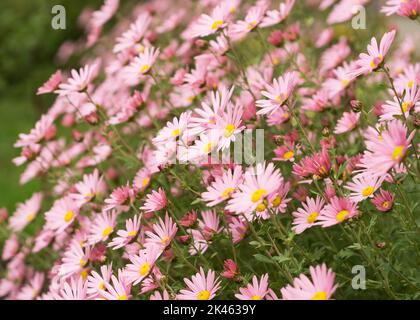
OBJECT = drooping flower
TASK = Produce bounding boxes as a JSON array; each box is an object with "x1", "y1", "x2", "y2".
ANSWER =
[
  {"x1": 37, "y1": 70, "x2": 62, "y2": 95},
  {"x1": 140, "y1": 188, "x2": 167, "y2": 214}
]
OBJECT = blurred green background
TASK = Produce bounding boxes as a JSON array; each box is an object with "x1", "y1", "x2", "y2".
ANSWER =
[{"x1": 0, "y1": 0, "x2": 101, "y2": 211}]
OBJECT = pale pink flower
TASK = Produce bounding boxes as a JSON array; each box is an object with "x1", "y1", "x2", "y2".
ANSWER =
[
  {"x1": 87, "y1": 211, "x2": 117, "y2": 245},
  {"x1": 281, "y1": 264, "x2": 337, "y2": 300},
  {"x1": 292, "y1": 196, "x2": 325, "y2": 234},
  {"x1": 126, "y1": 46, "x2": 160, "y2": 80},
  {"x1": 16, "y1": 272, "x2": 45, "y2": 300},
  {"x1": 235, "y1": 274, "x2": 269, "y2": 300},
  {"x1": 229, "y1": 217, "x2": 248, "y2": 244},
  {"x1": 228, "y1": 5, "x2": 265, "y2": 40},
  {"x1": 14, "y1": 115, "x2": 55, "y2": 148},
  {"x1": 70, "y1": 169, "x2": 106, "y2": 207},
  {"x1": 150, "y1": 290, "x2": 171, "y2": 300},
  {"x1": 226, "y1": 162, "x2": 283, "y2": 217},
  {"x1": 2, "y1": 234, "x2": 19, "y2": 261},
  {"x1": 104, "y1": 184, "x2": 136, "y2": 212},
  {"x1": 345, "y1": 175, "x2": 384, "y2": 203},
  {"x1": 108, "y1": 215, "x2": 141, "y2": 250},
  {"x1": 145, "y1": 213, "x2": 177, "y2": 249},
  {"x1": 380, "y1": 83, "x2": 420, "y2": 121},
  {"x1": 140, "y1": 188, "x2": 167, "y2": 214},
  {"x1": 318, "y1": 196, "x2": 359, "y2": 227},
  {"x1": 56, "y1": 65, "x2": 97, "y2": 96},
  {"x1": 53, "y1": 277, "x2": 89, "y2": 300},
  {"x1": 9, "y1": 192, "x2": 43, "y2": 232},
  {"x1": 113, "y1": 12, "x2": 151, "y2": 53},
  {"x1": 381, "y1": 0, "x2": 420, "y2": 18},
  {"x1": 37, "y1": 70, "x2": 62, "y2": 95},
  {"x1": 124, "y1": 245, "x2": 162, "y2": 285},
  {"x1": 87, "y1": 264, "x2": 113, "y2": 299},
  {"x1": 351, "y1": 30, "x2": 396, "y2": 76},
  {"x1": 334, "y1": 111, "x2": 360, "y2": 134},
  {"x1": 256, "y1": 72, "x2": 299, "y2": 115},
  {"x1": 99, "y1": 272, "x2": 132, "y2": 300},
  {"x1": 202, "y1": 165, "x2": 243, "y2": 206},
  {"x1": 58, "y1": 240, "x2": 91, "y2": 279},
  {"x1": 177, "y1": 267, "x2": 221, "y2": 300},
  {"x1": 189, "y1": 3, "x2": 229, "y2": 38},
  {"x1": 45, "y1": 197, "x2": 79, "y2": 234},
  {"x1": 260, "y1": 0, "x2": 296, "y2": 27}
]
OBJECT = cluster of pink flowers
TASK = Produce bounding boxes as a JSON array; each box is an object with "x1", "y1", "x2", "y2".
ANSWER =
[{"x1": 1, "y1": 0, "x2": 419, "y2": 300}]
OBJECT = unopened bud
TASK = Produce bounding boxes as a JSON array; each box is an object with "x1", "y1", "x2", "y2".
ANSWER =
[{"x1": 350, "y1": 100, "x2": 362, "y2": 112}]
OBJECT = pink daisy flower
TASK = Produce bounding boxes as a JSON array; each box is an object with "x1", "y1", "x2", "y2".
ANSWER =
[
  {"x1": 334, "y1": 111, "x2": 360, "y2": 134},
  {"x1": 37, "y1": 70, "x2": 62, "y2": 95},
  {"x1": 189, "y1": 3, "x2": 229, "y2": 38},
  {"x1": 99, "y1": 272, "x2": 132, "y2": 300},
  {"x1": 58, "y1": 240, "x2": 91, "y2": 279},
  {"x1": 126, "y1": 46, "x2": 160, "y2": 79},
  {"x1": 344, "y1": 175, "x2": 384, "y2": 203},
  {"x1": 104, "y1": 184, "x2": 136, "y2": 212},
  {"x1": 2, "y1": 234, "x2": 19, "y2": 261},
  {"x1": 108, "y1": 215, "x2": 141, "y2": 250},
  {"x1": 56, "y1": 64, "x2": 96, "y2": 96},
  {"x1": 124, "y1": 245, "x2": 162, "y2": 285},
  {"x1": 357, "y1": 120, "x2": 415, "y2": 176},
  {"x1": 145, "y1": 213, "x2": 178, "y2": 249},
  {"x1": 70, "y1": 169, "x2": 106, "y2": 207},
  {"x1": 14, "y1": 115, "x2": 56, "y2": 148},
  {"x1": 381, "y1": 0, "x2": 420, "y2": 18},
  {"x1": 318, "y1": 196, "x2": 359, "y2": 227},
  {"x1": 351, "y1": 30, "x2": 396, "y2": 77},
  {"x1": 9, "y1": 192, "x2": 43, "y2": 232},
  {"x1": 281, "y1": 264, "x2": 338, "y2": 300},
  {"x1": 53, "y1": 276, "x2": 89, "y2": 300},
  {"x1": 228, "y1": 5, "x2": 265, "y2": 40},
  {"x1": 140, "y1": 188, "x2": 167, "y2": 214},
  {"x1": 380, "y1": 83, "x2": 420, "y2": 121},
  {"x1": 235, "y1": 274, "x2": 269, "y2": 300},
  {"x1": 87, "y1": 264, "x2": 113, "y2": 298},
  {"x1": 87, "y1": 211, "x2": 117, "y2": 245},
  {"x1": 215, "y1": 103, "x2": 246, "y2": 150},
  {"x1": 113, "y1": 12, "x2": 151, "y2": 53},
  {"x1": 229, "y1": 217, "x2": 248, "y2": 244},
  {"x1": 16, "y1": 272, "x2": 45, "y2": 300},
  {"x1": 153, "y1": 111, "x2": 191, "y2": 145},
  {"x1": 177, "y1": 267, "x2": 221, "y2": 300},
  {"x1": 226, "y1": 162, "x2": 283, "y2": 217},
  {"x1": 292, "y1": 196, "x2": 325, "y2": 234},
  {"x1": 201, "y1": 166, "x2": 243, "y2": 207},
  {"x1": 256, "y1": 72, "x2": 299, "y2": 116},
  {"x1": 260, "y1": 0, "x2": 296, "y2": 28},
  {"x1": 273, "y1": 144, "x2": 296, "y2": 162},
  {"x1": 292, "y1": 147, "x2": 331, "y2": 180},
  {"x1": 45, "y1": 197, "x2": 79, "y2": 234},
  {"x1": 371, "y1": 189, "x2": 395, "y2": 212}
]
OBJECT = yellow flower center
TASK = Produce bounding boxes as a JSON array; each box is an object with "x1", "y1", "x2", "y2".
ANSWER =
[
  {"x1": 392, "y1": 145, "x2": 404, "y2": 161},
  {"x1": 140, "y1": 64, "x2": 150, "y2": 73},
  {"x1": 271, "y1": 196, "x2": 282, "y2": 208},
  {"x1": 382, "y1": 201, "x2": 389, "y2": 209},
  {"x1": 251, "y1": 295, "x2": 261, "y2": 300},
  {"x1": 341, "y1": 79, "x2": 350, "y2": 87},
  {"x1": 336, "y1": 210, "x2": 350, "y2": 222},
  {"x1": 161, "y1": 236, "x2": 170, "y2": 245},
  {"x1": 81, "y1": 269, "x2": 89, "y2": 280},
  {"x1": 247, "y1": 21, "x2": 257, "y2": 30},
  {"x1": 118, "y1": 295, "x2": 127, "y2": 300},
  {"x1": 204, "y1": 142, "x2": 212, "y2": 153},
  {"x1": 140, "y1": 263, "x2": 150, "y2": 276},
  {"x1": 402, "y1": 101, "x2": 412, "y2": 113},
  {"x1": 211, "y1": 20, "x2": 223, "y2": 30},
  {"x1": 102, "y1": 227, "x2": 113, "y2": 237},
  {"x1": 171, "y1": 128, "x2": 181, "y2": 137},
  {"x1": 224, "y1": 123, "x2": 236, "y2": 137},
  {"x1": 198, "y1": 290, "x2": 210, "y2": 300},
  {"x1": 79, "y1": 259, "x2": 87, "y2": 267},
  {"x1": 312, "y1": 291, "x2": 327, "y2": 300},
  {"x1": 64, "y1": 210, "x2": 74, "y2": 222},
  {"x1": 85, "y1": 192, "x2": 93, "y2": 200},
  {"x1": 408, "y1": 80, "x2": 413, "y2": 88},
  {"x1": 222, "y1": 187, "x2": 234, "y2": 198},
  {"x1": 256, "y1": 203, "x2": 267, "y2": 212},
  {"x1": 251, "y1": 189, "x2": 266, "y2": 203},
  {"x1": 142, "y1": 177, "x2": 150, "y2": 187},
  {"x1": 307, "y1": 211, "x2": 319, "y2": 224},
  {"x1": 362, "y1": 186, "x2": 375, "y2": 197},
  {"x1": 26, "y1": 213, "x2": 35, "y2": 222},
  {"x1": 283, "y1": 150, "x2": 294, "y2": 160},
  {"x1": 99, "y1": 282, "x2": 105, "y2": 290},
  {"x1": 127, "y1": 230, "x2": 137, "y2": 237}
]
